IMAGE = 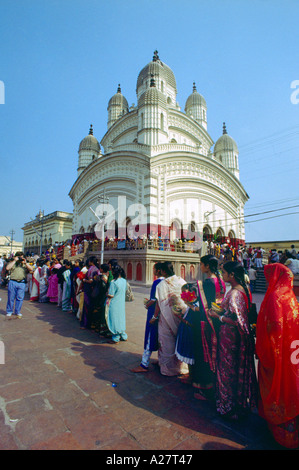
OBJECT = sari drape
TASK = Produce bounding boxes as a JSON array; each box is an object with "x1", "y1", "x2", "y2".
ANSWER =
[
  {"x1": 155, "y1": 275, "x2": 189, "y2": 376},
  {"x1": 30, "y1": 267, "x2": 41, "y2": 301},
  {"x1": 256, "y1": 263, "x2": 299, "y2": 449},
  {"x1": 106, "y1": 277, "x2": 127, "y2": 341},
  {"x1": 47, "y1": 273, "x2": 58, "y2": 303},
  {"x1": 191, "y1": 277, "x2": 226, "y2": 393},
  {"x1": 70, "y1": 266, "x2": 81, "y2": 312},
  {"x1": 76, "y1": 268, "x2": 87, "y2": 321},
  {"x1": 91, "y1": 274, "x2": 109, "y2": 332},
  {"x1": 39, "y1": 265, "x2": 49, "y2": 303},
  {"x1": 62, "y1": 269, "x2": 72, "y2": 311},
  {"x1": 80, "y1": 265, "x2": 99, "y2": 328},
  {"x1": 144, "y1": 278, "x2": 164, "y2": 352},
  {"x1": 216, "y1": 288, "x2": 258, "y2": 418}
]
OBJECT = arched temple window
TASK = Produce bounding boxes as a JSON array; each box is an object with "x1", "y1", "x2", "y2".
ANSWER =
[
  {"x1": 136, "y1": 262, "x2": 142, "y2": 282},
  {"x1": 203, "y1": 225, "x2": 212, "y2": 241},
  {"x1": 127, "y1": 262, "x2": 132, "y2": 281},
  {"x1": 190, "y1": 265, "x2": 195, "y2": 280}
]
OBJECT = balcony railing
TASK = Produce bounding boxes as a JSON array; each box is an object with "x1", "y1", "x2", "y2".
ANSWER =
[{"x1": 89, "y1": 238, "x2": 200, "y2": 253}]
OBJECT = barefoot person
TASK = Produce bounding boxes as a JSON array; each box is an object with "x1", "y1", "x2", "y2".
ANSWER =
[
  {"x1": 131, "y1": 262, "x2": 164, "y2": 373},
  {"x1": 152, "y1": 262, "x2": 188, "y2": 377}
]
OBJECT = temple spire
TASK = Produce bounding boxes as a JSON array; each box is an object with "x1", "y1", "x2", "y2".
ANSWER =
[
  {"x1": 223, "y1": 122, "x2": 227, "y2": 135},
  {"x1": 193, "y1": 81, "x2": 197, "y2": 92},
  {"x1": 117, "y1": 84, "x2": 121, "y2": 93},
  {"x1": 89, "y1": 124, "x2": 93, "y2": 135},
  {"x1": 153, "y1": 50, "x2": 159, "y2": 62}
]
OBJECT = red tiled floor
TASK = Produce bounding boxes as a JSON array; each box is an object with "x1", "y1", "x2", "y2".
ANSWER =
[
  {"x1": 30, "y1": 432, "x2": 83, "y2": 450},
  {"x1": 0, "y1": 287, "x2": 282, "y2": 450}
]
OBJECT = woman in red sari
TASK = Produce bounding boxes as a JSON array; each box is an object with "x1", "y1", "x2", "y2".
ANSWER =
[
  {"x1": 209, "y1": 261, "x2": 258, "y2": 420},
  {"x1": 256, "y1": 263, "x2": 299, "y2": 449}
]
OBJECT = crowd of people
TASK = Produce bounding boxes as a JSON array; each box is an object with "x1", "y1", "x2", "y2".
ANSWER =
[
  {"x1": 1, "y1": 245, "x2": 298, "y2": 449},
  {"x1": 205, "y1": 242, "x2": 299, "y2": 293},
  {"x1": 130, "y1": 255, "x2": 299, "y2": 449},
  {"x1": 206, "y1": 241, "x2": 299, "y2": 269},
  {"x1": 1, "y1": 252, "x2": 130, "y2": 344}
]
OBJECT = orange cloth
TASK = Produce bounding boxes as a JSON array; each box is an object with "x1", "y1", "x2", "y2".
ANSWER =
[{"x1": 256, "y1": 263, "x2": 299, "y2": 448}]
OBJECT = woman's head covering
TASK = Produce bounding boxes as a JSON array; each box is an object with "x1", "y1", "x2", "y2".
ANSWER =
[
  {"x1": 256, "y1": 263, "x2": 299, "y2": 428},
  {"x1": 263, "y1": 262, "x2": 294, "y2": 295}
]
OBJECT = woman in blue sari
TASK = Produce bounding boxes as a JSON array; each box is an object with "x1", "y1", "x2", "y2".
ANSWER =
[{"x1": 131, "y1": 262, "x2": 164, "y2": 372}]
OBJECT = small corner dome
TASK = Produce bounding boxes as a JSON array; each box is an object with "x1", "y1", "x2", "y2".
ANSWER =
[
  {"x1": 185, "y1": 83, "x2": 206, "y2": 111},
  {"x1": 214, "y1": 123, "x2": 238, "y2": 154},
  {"x1": 108, "y1": 84, "x2": 129, "y2": 110},
  {"x1": 79, "y1": 125, "x2": 101, "y2": 153}
]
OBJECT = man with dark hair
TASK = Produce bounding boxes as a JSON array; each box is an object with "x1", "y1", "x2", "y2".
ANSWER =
[
  {"x1": 6, "y1": 252, "x2": 33, "y2": 319},
  {"x1": 108, "y1": 259, "x2": 118, "y2": 283}
]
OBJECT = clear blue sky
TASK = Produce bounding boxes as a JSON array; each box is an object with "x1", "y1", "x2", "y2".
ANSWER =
[{"x1": 0, "y1": 0, "x2": 298, "y2": 244}]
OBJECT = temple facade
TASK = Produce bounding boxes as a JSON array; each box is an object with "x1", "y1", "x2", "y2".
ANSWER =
[{"x1": 69, "y1": 51, "x2": 248, "y2": 285}]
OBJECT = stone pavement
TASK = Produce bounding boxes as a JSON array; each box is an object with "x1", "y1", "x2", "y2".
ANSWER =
[{"x1": 0, "y1": 285, "x2": 282, "y2": 451}]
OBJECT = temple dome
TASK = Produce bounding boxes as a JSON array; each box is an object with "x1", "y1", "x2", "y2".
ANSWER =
[
  {"x1": 108, "y1": 84, "x2": 129, "y2": 111},
  {"x1": 137, "y1": 50, "x2": 177, "y2": 92},
  {"x1": 214, "y1": 123, "x2": 238, "y2": 153},
  {"x1": 185, "y1": 83, "x2": 206, "y2": 111},
  {"x1": 79, "y1": 125, "x2": 101, "y2": 153}
]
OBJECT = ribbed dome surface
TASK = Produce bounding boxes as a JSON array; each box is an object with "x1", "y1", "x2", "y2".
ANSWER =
[
  {"x1": 79, "y1": 125, "x2": 101, "y2": 153},
  {"x1": 137, "y1": 51, "x2": 177, "y2": 92},
  {"x1": 108, "y1": 85, "x2": 129, "y2": 111},
  {"x1": 214, "y1": 124, "x2": 238, "y2": 153},
  {"x1": 185, "y1": 84, "x2": 206, "y2": 111},
  {"x1": 138, "y1": 82, "x2": 166, "y2": 106}
]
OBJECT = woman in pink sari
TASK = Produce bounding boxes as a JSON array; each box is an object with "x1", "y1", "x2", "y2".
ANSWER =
[
  {"x1": 209, "y1": 261, "x2": 257, "y2": 420},
  {"x1": 47, "y1": 267, "x2": 59, "y2": 303}
]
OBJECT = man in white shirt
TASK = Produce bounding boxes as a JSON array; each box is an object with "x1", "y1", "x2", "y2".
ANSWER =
[
  {"x1": 285, "y1": 253, "x2": 299, "y2": 274},
  {"x1": 248, "y1": 266, "x2": 257, "y2": 292}
]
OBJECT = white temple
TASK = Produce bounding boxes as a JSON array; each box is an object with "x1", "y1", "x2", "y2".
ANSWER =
[{"x1": 69, "y1": 51, "x2": 248, "y2": 284}]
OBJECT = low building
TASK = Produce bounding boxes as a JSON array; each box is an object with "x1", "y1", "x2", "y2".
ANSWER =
[
  {"x1": 246, "y1": 240, "x2": 299, "y2": 255},
  {"x1": 0, "y1": 236, "x2": 23, "y2": 257},
  {"x1": 22, "y1": 210, "x2": 73, "y2": 255}
]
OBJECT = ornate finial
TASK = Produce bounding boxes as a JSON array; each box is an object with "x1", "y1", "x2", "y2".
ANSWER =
[
  {"x1": 193, "y1": 82, "x2": 197, "y2": 92},
  {"x1": 89, "y1": 124, "x2": 93, "y2": 135},
  {"x1": 150, "y1": 74, "x2": 156, "y2": 87},
  {"x1": 223, "y1": 122, "x2": 227, "y2": 135},
  {"x1": 153, "y1": 50, "x2": 159, "y2": 62},
  {"x1": 117, "y1": 84, "x2": 121, "y2": 93}
]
